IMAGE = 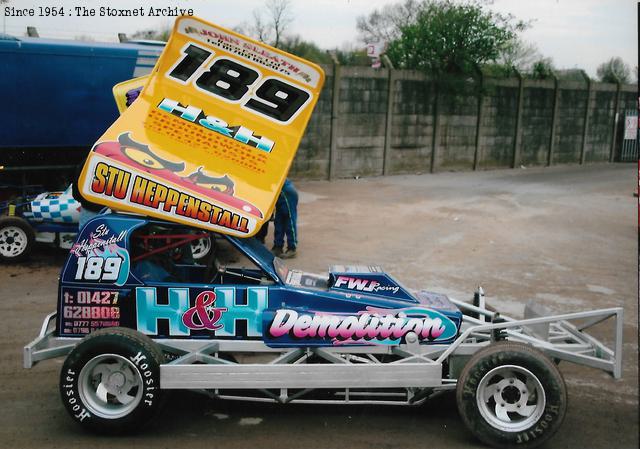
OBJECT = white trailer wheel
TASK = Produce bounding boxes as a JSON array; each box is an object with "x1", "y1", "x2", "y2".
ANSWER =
[{"x1": 0, "y1": 217, "x2": 35, "y2": 262}]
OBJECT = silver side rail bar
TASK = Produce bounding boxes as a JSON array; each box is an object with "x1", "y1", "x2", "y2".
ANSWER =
[{"x1": 23, "y1": 312, "x2": 76, "y2": 368}]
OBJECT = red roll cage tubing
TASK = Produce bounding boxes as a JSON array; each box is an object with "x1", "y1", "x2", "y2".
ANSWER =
[{"x1": 133, "y1": 233, "x2": 209, "y2": 262}]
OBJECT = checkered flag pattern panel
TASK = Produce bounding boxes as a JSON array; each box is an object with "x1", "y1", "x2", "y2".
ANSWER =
[{"x1": 28, "y1": 198, "x2": 80, "y2": 223}]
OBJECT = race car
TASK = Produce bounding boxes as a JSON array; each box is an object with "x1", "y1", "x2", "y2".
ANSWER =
[
  {"x1": 24, "y1": 212, "x2": 623, "y2": 449},
  {"x1": 22, "y1": 14, "x2": 624, "y2": 449},
  {"x1": 0, "y1": 185, "x2": 80, "y2": 262}
]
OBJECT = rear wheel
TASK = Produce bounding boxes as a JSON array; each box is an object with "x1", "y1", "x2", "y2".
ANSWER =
[
  {"x1": 0, "y1": 216, "x2": 35, "y2": 262},
  {"x1": 456, "y1": 342, "x2": 567, "y2": 449},
  {"x1": 60, "y1": 327, "x2": 165, "y2": 434}
]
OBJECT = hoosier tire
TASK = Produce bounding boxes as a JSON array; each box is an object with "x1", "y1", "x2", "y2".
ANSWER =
[
  {"x1": 59, "y1": 327, "x2": 165, "y2": 434},
  {"x1": 456, "y1": 342, "x2": 567, "y2": 449}
]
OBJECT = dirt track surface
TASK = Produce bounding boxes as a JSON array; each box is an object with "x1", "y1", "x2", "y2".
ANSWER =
[{"x1": 1, "y1": 164, "x2": 637, "y2": 449}]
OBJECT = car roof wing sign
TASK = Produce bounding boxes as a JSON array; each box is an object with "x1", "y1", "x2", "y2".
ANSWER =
[{"x1": 78, "y1": 16, "x2": 325, "y2": 237}]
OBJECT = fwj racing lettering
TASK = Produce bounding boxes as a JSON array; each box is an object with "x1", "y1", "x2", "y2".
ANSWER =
[{"x1": 334, "y1": 275, "x2": 400, "y2": 294}]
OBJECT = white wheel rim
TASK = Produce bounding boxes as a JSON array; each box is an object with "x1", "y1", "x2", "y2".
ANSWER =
[
  {"x1": 191, "y1": 237, "x2": 211, "y2": 260},
  {"x1": 476, "y1": 364, "x2": 546, "y2": 432},
  {"x1": 78, "y1": 354, "x2": 143, "y2": 419},
  {"x1": 0, "y1": 226, "x2": 28, "y2": 257}
]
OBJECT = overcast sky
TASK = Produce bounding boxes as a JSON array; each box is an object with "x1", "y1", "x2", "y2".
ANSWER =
[{"x1": 2, "y1": 0, "x2": 637, "y2": 77}]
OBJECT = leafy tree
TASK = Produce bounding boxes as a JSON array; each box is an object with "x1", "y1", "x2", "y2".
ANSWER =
[
  {"x1": 529, "y1": 58, "x2": 554, "y2": 80},
  {"x1": 596, "y1": 57, "x2": 630, "y2": 83},
  {"x1": 555, "y1": 69, "x2": 587, "y2": 82},
  {"x1": 279, "y1": 35, "x2": 332, "y2": 64},
  {"x1": 482, "y1": 63, "x2": 515, "y2": 78},
  {"x1": 335, "y1": 45, "x2": 371, "y2": 66},
  {"x1": 279, "y1": 38, "x2": 370, "y2": 66},
  {"x1": 383, "y1": 0, "x2": 527, "y2": 76}
]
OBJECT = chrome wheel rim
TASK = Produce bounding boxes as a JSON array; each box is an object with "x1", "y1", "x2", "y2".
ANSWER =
[
  {"x1": 0, "y1": 226, "x2": 28, "y2": 258},
  {"x1": 476, "y1": 365, "x2": 546, "y2": 432},
  {"x1": 78, "y1": 354, "x2": 143, "y2": 419}
]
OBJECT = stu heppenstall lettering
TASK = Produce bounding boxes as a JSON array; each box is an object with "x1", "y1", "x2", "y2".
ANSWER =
[
  {"x1": 89, "y1": 161, "x2": 251, "y2": 233},
  {"x1": 71, "y1": 224, "x2": 126, "y2": 257}
]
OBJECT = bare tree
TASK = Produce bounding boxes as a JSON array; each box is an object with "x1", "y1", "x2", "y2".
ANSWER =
[
  {"x1": 356, "y1": 0, "x2": 421, "y2": 44},
  {"x1": 498, "y1": 38, "x2": 541, "y2": 72},
  {"x1": 596, "y1": 57, "x2": 631, "y2": 83},
  {"x1": 250, "y1": 0, "x2": 293, "y2": 48}
]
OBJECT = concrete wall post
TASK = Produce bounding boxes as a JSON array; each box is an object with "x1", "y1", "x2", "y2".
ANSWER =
[
  {"x1": 430, "y1": 81, "x2": 441, "y2": 173},
  {"x1": 473, "y1": 71, "x2": 485, "y2": 171},
  {"x1": 382, "y1": 69, "x2": 397, "y2": 175},
  {"x1": 580, "y1": 71, "x2": 593, "y2": 164},
  {"x1": 328, "y1": 63, "x2": 341, "y2": 180},
  {"x1": 512, "y1": 69, "x2": 525, "y2": 168},
  {"x1": 609, "y1": 82, "x2": 622, "y2": 163},
  {"x1": 547, "y1": 74, "x2": 560, "y2": 166}
]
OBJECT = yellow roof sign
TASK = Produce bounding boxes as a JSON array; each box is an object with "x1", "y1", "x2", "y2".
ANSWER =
[{"x1": 78, "y1": 16, "x2": 325, "y2": 237}]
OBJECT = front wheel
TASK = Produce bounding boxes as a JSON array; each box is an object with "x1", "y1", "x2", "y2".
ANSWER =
[
  {"x1": 456, "y1": 342, "x2": 567, "y2": 449},
  {"x1": 60, "y1": 327, "x2": 165, "y2": 434},
  {"x1": 0, "y1": 216, "x2": 35, "y2": 262}
]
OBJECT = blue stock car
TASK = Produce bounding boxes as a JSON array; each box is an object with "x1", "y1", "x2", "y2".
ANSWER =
[
  {"x1": 25, "y1": 213, "x2": 624, "y2": 449},
  {"x1": 0, "y1": 185, "x2": 80, "y2": 262}
]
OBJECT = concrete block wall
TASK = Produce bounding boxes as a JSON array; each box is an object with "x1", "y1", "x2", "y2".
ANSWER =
[
  {"x1": 519, "y1": 82, "x2": 555, "y2": 166},
  {"x1": 291, "y1": 65, "x2": 333, "y2": 179},
  {"x1": 437, "y1": 86, "x2": 479, "y2": 171},
  {"x1": 334, "y1": 67, "x2": 388, "y2": 178},
  {"x1": 290, "y1": 66, "x2": 635, "y2": 180},
  {"x1": 585, "y1": 85, "x2": 617, "y2": 162},
  {"x1": 480, "y1": 79, "x2": 519, "y2": 169},
  {"x1": 389, "y1": 72, "x2": 435, "y2": 174},
  {"x1": 553, "y1": 82, "x2": 589, "y2": 164}
]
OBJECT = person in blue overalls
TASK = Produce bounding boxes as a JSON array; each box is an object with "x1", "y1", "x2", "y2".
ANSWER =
[{"x1": 272, "y1": 178, "x2": 298, "y2": 258}]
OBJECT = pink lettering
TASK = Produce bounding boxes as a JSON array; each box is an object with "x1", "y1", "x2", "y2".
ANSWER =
[{"x1": 268, "y1": 308, "x2": 455, "y2": 345}]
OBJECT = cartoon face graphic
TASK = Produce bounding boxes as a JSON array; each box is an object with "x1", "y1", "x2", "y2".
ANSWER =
[
  {"x1": 186, "y1": 167, "x2": 235, "y2": 196},
  {"x1": 91, "y1": 132, "x2": 262, "y2": 219},
  {"x1": 118, "y1": 132, "x2": 186, "y2": 173}
]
